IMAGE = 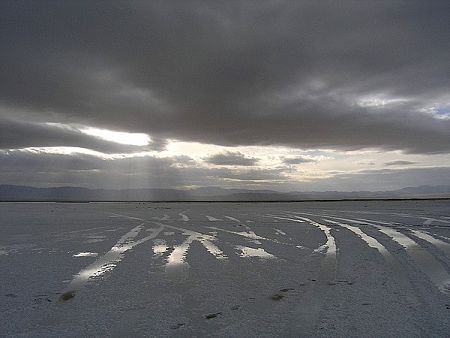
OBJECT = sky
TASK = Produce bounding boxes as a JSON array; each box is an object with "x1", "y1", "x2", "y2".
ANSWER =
[{"x1": 1, "y1": 1, "x2": 449, "y2": 192}]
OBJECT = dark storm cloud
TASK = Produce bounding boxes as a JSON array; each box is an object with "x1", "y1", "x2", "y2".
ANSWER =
[
  {"x1": 204, "y1": 151, "x2": 258, "y2": 166},
  {"x1": 1, "y1": 1, "x2": 450, "y2": 153},
  {"x1": 385, "y1": 160, "x2": 416, "y2": 166},
  {"x1": 282, "y1": 156, "x2": 316, "y2": 165},
  {"x1": 0, "y1": 119, "x2": 165, "y2": 153}
]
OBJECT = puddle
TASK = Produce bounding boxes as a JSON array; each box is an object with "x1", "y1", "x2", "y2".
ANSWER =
[
  {"x1": 152, "y1": 239, "x2": 169, "y2": 256},
  {"x1": 209, "y1": 224, "x2": 302, "y2": 249},
  {"x1": 61, "y1": 224, "x2": 164, "y2": 300},
  {"x1": 311, "y1": 213, "x2": 450, "y2": 293},
  {"x1": 410, "y1": 230, "x2": 450, "y2": 257},
  {"x1": 165, "y1": 229, "x2": 227, "y2": 272},
  {"x1": 269, "y1": 215, "x2": 306, "y2": 223},
  {"x1": 285, "y1": 215, "x2": 336, "y2": 257},
  {"x1": 179, "y1": 212, "x2": 189, "y2": 221},
  {"x1": 200, "y1": 239, "x2": 227, "y2": 260},
  {"x1": 208, "y1": 226, "x2": 266, "y2": 241},
  {"x1": 375, "y1": 225, "x2": 450, "y2": 294},
  {"x1": 235, "y1": 246, "x2": 276, "y2": 259},
  {"x1": 225, "y1": 216, "x2": 241, "y2": 223},
  {"x1": 73, "y1": 252, "x2": 98, "y2": 257},
  {"x1": 324, "y1": 219, "x2": 390, "y2": 257},
  {"x1": 153, "y1": 214, "x2": 170, "y2": 221},
  {"x1": 420, "y1": 217, "x2": 450, "y2": 225},
  {"x1": 167, "y1": 241, "x2": 193, "y2": 267},
  {"x1": 275, "y1": 229, "x2": 286, "y2": 236}
]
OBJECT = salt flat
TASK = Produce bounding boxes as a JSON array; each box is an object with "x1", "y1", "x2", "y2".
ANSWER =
[{"x1": 1, "y1": 201, "x2": 450, "y2": 337}]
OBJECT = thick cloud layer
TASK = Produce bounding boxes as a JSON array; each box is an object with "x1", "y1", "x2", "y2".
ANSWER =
[
  {"x1": 0, "y1": 150, "x2": 288, "y2": 189},
  {"x1": 204, "y1": 151, "x2": 258, "y2": 166},
  {"x1": 1, "y1": 1, "x2": 450, "y2": 153},
  {"x1": 0, "y1": 119, "x2": 164, "y2": 153},
  {"x1": 385, "y1": 160, "x2": 415, "y2": 166},
  {"x1": 1, "y1": 150, "x2": 448, "y2": 191}
]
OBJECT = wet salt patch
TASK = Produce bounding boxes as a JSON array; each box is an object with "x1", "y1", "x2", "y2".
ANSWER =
[
  {"x1": 376, "y1": 225, "x2": 450, "y2": 294},
  {"x1": 200, "y1": 239, "x2": 227, "y2": 260},
  {"x1": 165, "y1": 229, "x2": 227, "y2": 272},
  {"x1": 179, "y1": 212, "x2": 189, "y2": 221},
  {"x1": 421, "y1": 217, "x2": 450, "y2": 225},
  {"x1": 268, "y1": 215, "x2": 306, "y2": 224},
  {"x1": 167, "y1": 242, "x2": 191, "y2": 266},
  {"x1": 206, "y1": 215, "x2": 222, "y2": 221},
  {"x1": 329, "y1": 215, "x2": 450, "y2": 295},
  {"x1": 61, "y1": 224, "x2": 164, "y2": 298},
  {"x1": 225, "y1": 216, "x2": 241, "y2": 223},
  {"x1": 423, "y1": 219, "x2": 434, "y2": 226},
  {"x1": 153, "y1": 239, "x2": 169, "y2": 255},
  {"x1": 410, "y1": 230, "x2": 450, "y2": 256},
  {"x1": 324, "y1": 219, "x2": 390, "y2": 257},
  {"x1": 235, "y1": 246, "x2": 276, "y2": 259},
  {"x1": 224, "y1": 215, "x2": 254, "y2": 232},
  {"x1": 283, "y1": 215, "x2": 336, "y2": 258},
  {"x1": 275, "y1": 228, "x2": 286, "y2": 236},
  {"x1": 0, "y1": 244, "x2": 35, "y2": 255},
  {"x1": 153, "y1": 214, "x2": 170, "y2": 221},
  {"x1": 209, "y1": 225, "x2": 301, "y2": 249},
  {"x1": 85, "y1": 235, "x2": 107, "y2": 243},
  {"x1": 73, "y1": 252, "x2": 98, "y2": 257},
  {"x1": 153, "y1": 245, "x2": 168, "y2": 254},
  {"x1": 435, "y1": 234, "x2": 450, "y2": 242},
  {"x1": 208, "y1": 227, "x2": 266, "y2": 241}
]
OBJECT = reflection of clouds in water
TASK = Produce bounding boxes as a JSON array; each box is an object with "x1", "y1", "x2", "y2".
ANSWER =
[
  {"x1": 274, "y1": 229, "x2": 286, "y2": 236},
  {"x1": 374, "y1": 224, "x2": 450, "y2": 294},
  {"x1": 235, "y1": 246, "x2": 276, "y2": 259},
  {"x1": 279, "y1": 215, "x2": 336, "y2": 258},
  {"x1": 165, "y1": 229, "x2": 227, "y2": 274},
  {"x1": 62, "y1": 224, "x2": 164, "y2": 297},
  {"x1": 73, "y1": 252, "x2": 98, "y2": 257},
  {"x1": 324, "y1": 219, "x2": 389, "y2": 257},
  {"x1": 152, "y1": 239, "x2": 168, "y2": 256},
  {"x1": 411, "y1": 230, "x2": 450, "y2": 256}
]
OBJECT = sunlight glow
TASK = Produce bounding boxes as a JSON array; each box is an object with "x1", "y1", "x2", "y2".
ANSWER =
[
  {"x1": 80, "y1": 127, "x2": 150, "y2": 146},
  {"x1": 357, "y1": 95, "x2": 409, "y2": 107}
]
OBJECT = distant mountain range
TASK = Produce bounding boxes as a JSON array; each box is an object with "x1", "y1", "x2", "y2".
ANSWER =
[{"x1": 0, "y1": 184, "x2": 449, "y2": 201}]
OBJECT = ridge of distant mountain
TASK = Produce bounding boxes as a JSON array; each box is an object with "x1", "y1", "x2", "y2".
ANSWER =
[{"x1": 0, "y1": 184, "x2": 449, "y2": 201}]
